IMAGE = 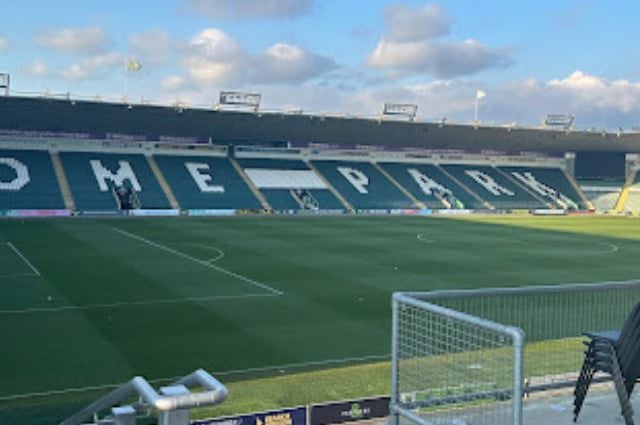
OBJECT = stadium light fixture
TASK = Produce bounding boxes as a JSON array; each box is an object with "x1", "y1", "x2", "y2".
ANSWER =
[
  {"x1": 474, "y1": 90, "x2": 486, "y2": 123},
  {"x1": 0, "y1": 73, "x2": 9, "y2": 96},
  {"x1": 543, "y1": 113, "x2": 574, "y2": 130},
  {"x1": 381, "y1": 103, "x2": 418, "y2": 122},
  {"x1": 218, "y1": 91, "x2": 261, "y2": 112}
]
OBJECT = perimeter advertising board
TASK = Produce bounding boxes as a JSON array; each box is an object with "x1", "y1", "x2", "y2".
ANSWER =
[
  {"x1": 2, "y1": 209, "x2": 71, "y2": 217},
  {"x1": 192, "y1": 406, "x2": 306, "y2": 425},
  {"x1": 310, "y1": 397, "x2": 390, "y2": 425}
]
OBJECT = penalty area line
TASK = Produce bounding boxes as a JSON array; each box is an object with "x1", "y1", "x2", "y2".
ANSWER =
[
  {"x1": 0, "y1": 292, "x2": 279, "y2": 315},
  {"x1": 112, "y1": 227, "x2": 283, "y2": 296},
  {"x1": 0, "y1": 353, "x2": 390, "y2": 402}
]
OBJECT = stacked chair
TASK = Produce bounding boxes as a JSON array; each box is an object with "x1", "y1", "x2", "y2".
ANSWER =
[{"x1": 573, "y1": 302, "x2": 640, "y2": 424}]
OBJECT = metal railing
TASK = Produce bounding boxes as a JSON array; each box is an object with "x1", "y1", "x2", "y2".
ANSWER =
[{"x1": 59, "y1": 369, "x2": 227, "y2": 425}]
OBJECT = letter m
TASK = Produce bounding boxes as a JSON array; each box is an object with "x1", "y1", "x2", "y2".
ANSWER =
[{"x1": 90, "y1": 160, "x2": 142, "y2": 192}]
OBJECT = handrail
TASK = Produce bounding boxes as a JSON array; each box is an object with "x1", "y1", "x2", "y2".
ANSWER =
[{"x1": 59, "y1": 368, "x2": 227, "y2": 425}]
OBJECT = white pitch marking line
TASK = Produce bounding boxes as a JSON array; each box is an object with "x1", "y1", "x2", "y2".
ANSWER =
[
  {"x1": 212, "y1": 354, "x2": 390, "y2": 376},
  {"x1": 415, "y1": 234, "x2": 620, "y2": 253},
  {"x1": 6, "y1": 242, "x2": 41, "y2": 277},
  {"x1": 151, "y1": 242, "x2": 225, "y2": 263},
  {"x1": 416, "y1": 233, "x2": 435, "y2": 243},
  {"x1": 0, "y1": 353, "x2": 390, "y2": 401},
  {"x1": 0, "y1": 292, "x2": 279, "y2": 315},
  {"x1": 179, "y1": 242, "x2": 225, "y2": 263},
  {"x1": 157, "y1": 242, "x2": 225, "y2": 263},
  {"x1": 207, "y1": 247, "x2": 225, "y2": 263},
  {"x1": 112, "y1": 228, "x2": 283, "y2": 295}
]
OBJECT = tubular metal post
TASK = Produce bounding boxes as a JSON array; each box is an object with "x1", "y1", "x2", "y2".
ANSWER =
[
  {"x1": 390, "y1": 294, "x2": 400, "y2": 425},
  {"x1": 513, "y1": 328, "x2": 525, "y2": 425}
]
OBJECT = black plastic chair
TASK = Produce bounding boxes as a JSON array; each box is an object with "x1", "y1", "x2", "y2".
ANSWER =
[{"x1": 573, "y1": 302, "x2": 640, "y2": 425}]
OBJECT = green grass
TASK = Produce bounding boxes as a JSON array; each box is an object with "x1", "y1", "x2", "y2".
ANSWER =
[{"x1": 1, "y1": 215, "x2": 640, "y2": 424}]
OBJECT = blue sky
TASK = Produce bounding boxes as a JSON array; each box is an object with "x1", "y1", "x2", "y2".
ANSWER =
[{"x1": 2, "y1": 0, "x2": 640, "y2": 129}]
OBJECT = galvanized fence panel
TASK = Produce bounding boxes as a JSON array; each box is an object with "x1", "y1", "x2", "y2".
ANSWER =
[{"x1": 391, "y1": 293, "x2": 524, "y2": 425}]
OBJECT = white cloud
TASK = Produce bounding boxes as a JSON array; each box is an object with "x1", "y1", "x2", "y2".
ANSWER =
[
  {"x1": 60, "y1": 52, "x2": 123, "y2": 81},
  {"x1": 250, "y1": 43, "x2": 336, "y2": 84},
  {"x1": 368, "y1": 38, "x2": 511, "y2": 79},
  {"x1": 383, "y1": 4, "x2": 452, "y2": 42},
  {"x1": 23, "y1": 60, "x2": 49, "y2": 78},
  {"x1": 174, "y1": 28, "x2": 335, "y2": 88},
  {"x1": 156, "y1": 80, "x2": 350, "y2": 114},
  {"x1": 347, "y1": 80, "x2": 468, "y2": 118},
  {"x1": 161, "y1": 75, "x2": 188, "y2": 91},
  {"x1": 367, "y1": 4, "x2": 512, "y2": 79},
  {"x1": 187, "y1": 28, "x2": 243, "y2": 61},
  {"x1": 182, "y1": 28, "x2": 245, "y2": 85},
  {"x1": 0, "y1": 35, "x2": 10, "y2": 50},
  {"x1": 35, "y1": 27, "x2": 108, "y2": 55},
  {"x1": 548, "y1": 70, "x2": 606, "y2": 90},
  {"x1": 152, "y1": 69, "x2": 640, "y2": 129},
  {"x1": 346, "y1": 71, "x2": 640, "y2": 129},
  {"x1": 185, "y1": 0, "x2": 313, "y2": 20},
  {"x1": 129, "y1": 30, "x2": 173, "y2": 65},
  {"x1": 546, "y1": 71, "x2": 640, "y2": 114}
]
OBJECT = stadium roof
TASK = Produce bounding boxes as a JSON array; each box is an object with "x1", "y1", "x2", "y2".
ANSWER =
[{"x1": 1, "y1": 95, "x2": 639, "y2": 154}]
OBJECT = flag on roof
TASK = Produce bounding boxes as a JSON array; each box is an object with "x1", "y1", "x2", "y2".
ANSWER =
[{"x1": 127, "y1": 59, "x2": 142, "y2": 72}]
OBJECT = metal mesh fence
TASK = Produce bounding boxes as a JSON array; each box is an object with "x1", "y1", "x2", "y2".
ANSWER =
[
  {"x1": 392, "y1": 293, "x2": 523, "y2": 425},
  {"x1": 412, "y1": 281, "x2": 640, "y2": 392}
]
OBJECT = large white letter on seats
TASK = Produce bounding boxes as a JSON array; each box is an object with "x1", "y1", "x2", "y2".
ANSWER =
[
  {"x1": 511, "y1": 172, "x2": 557, "y2": 197},
  {"x1": 185, "y1": 162, "x2": 224, "y2": 193},
  {"x1": 90, "y1": 160, "x2": 142, "y2": 192},
  {"x1": 337, "y1": 167, "x2": 369, "y2": 194},
  {"x1": 465, "y1": 170, "x2": 514, "y2": 196},
  {"x1": 407, "y1": 169, "x2": 451, "y2": 196},
  {"x1": 0, "y1": 158, "x2": 30, "y2": 191},
  {"x1": 511, "y1": 171, "x2": 576, "y2": 207}
]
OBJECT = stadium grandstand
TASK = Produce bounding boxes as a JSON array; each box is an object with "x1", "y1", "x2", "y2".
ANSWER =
[
  {"x1": 0, "y1": 136, "x2": 599, "y2": 214},
  {"x1": 0, "y1": 94, "x2": 638, "y2": 215}
]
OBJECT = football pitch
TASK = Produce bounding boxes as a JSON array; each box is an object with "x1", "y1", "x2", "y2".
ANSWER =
[{"x1": 1, "y1": 215, "x2": 640, "y2": 423}]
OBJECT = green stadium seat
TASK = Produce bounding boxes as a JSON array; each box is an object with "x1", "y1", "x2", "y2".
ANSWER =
[
  {"x1": 154, "y1": 155, "x2": 262, "y2": 210},
  {"x1": 311, "y1": 160, "x2": 414, "y2": 210},
  {"x1": 499, "y1": 166, "x2": 587, "y2": 210},
  {"x1": 60, "y1": 152, "x2": 170, "y2": 211},
  {"x1": 379, "y1": 162, "x2": 481, "y2": 209},
  {"x1": 237, "y1": 158, "x2": 344, "y2": 210},
  {"x1": 441, "y1": 164, "x2": 546, "y2": 209},
  {"x1": 0, "y1": 149, "x2": 65, "y2": 210}
]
